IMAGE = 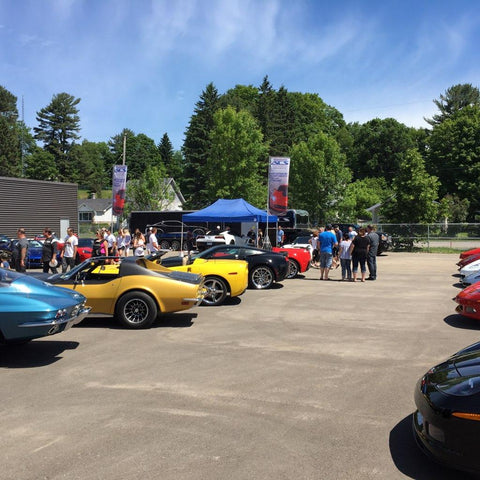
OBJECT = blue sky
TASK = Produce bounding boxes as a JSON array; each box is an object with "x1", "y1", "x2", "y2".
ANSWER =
[{"x1": 1, "y1": 0, "x2": 479, "y2": 150}]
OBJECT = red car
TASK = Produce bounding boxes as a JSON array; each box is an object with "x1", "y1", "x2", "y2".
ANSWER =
[
  {"x1": 455, "y1": 283, "x2": 480, "y2": 321},
  {"x1": 460, "y1": 247, "x2": 480, "y2": 259},
  {"x1": 272, "y1": 246, "x2": 310, "y2": 278},
  {"x1": 75, "y1": 238, "x2": 94, "y2": 263},
  {"x1": 457, "y1": 252, "x2": 480, "y2": 269},
  {"x1": 270, "y1": 184, "x2": 288, "y2": 214}
]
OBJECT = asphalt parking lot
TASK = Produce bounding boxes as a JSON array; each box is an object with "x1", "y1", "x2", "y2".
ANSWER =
[{"x1": 2, "y1": 252, "x2": 479, "y2": 480}]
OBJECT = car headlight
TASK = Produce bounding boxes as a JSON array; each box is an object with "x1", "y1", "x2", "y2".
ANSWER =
[
  {"x1": 55, "y1": 309, "x2": 67, "y2": 319},
  {"x1": 436, "y1": 375, "x2": 480, "y2": 396}
]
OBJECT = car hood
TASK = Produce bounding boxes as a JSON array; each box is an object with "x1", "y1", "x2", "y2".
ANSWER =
[{"x1": 461, "y1": 260, "x2": 480, "y2": 274}]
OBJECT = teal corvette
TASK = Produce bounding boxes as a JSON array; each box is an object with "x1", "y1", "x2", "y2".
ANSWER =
[{"x1": 0, "y1": 268, "x2": 90, "y2": 345}]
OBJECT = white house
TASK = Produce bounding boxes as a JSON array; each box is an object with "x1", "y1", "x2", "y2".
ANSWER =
[
  {"x1": 78, "y1": 198, "x2": 116, "y2": 225},
  {"x1": 161, "y1": 178, "x2": 185, "y2": 210}
]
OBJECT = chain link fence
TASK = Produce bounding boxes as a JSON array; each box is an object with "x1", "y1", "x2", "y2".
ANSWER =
[{"x1": 376, "y1": 223, "x2": 480, "y2": 251}]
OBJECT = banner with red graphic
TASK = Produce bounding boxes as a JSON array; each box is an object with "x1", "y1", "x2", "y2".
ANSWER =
[
  {"x1": 268, "y1": 157, "x2": 290, "y2": 216},
  {"x1": 112, "y1": 165, "x2": 128, "y2": 216}
]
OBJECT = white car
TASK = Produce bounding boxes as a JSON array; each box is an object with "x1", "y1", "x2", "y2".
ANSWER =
[
  {"x1": 195, "y1": 230, "x2": 245, "y2": 251},
  {"x1": 282, "y1": 235, "x2": 314, "y2": 259},
  {"x1": 460, "y1": 259, "x2": 480, "y2": 277},
  {"x1": 462, "y1": 270, "x2": 480, "y2": 286}
]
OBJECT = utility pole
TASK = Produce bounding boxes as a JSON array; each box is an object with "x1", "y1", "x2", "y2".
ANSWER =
[{"x1": 122, "y1": 132, "x2": 126, "y2": 165}]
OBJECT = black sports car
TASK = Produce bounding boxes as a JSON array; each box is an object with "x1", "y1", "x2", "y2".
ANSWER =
[
  {"x1": 413, "y1": 341, "x2": 480, "y2": 474},
  {"x1": 160, "y1": 244, "x2": 289, "y2": 289}
]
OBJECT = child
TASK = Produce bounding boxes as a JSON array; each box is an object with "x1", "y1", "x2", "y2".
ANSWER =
[{"x1": 0, "y1": 253, "x2": 11, "y2": 269}]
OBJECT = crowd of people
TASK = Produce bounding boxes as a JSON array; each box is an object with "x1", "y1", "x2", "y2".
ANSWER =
[
  {"x1": 310, "y1": 224, "x2": 379, "y2": 282},
  {"x1": 2, "y1": 223, "x2": 380, "y2": 284}
]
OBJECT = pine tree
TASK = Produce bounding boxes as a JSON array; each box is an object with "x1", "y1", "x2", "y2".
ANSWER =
[
  {"x1": 0, "y1": 86, "x2": 22, "y2": 177},
  {"x1": 182, "y1": 83, "x2": 220, "y2": 208},
  {"x1": 33, "y1": 92, "x2": 81, "y2": 181}
]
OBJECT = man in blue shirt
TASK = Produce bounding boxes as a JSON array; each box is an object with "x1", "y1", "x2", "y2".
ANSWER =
[
  {"x1": 318, "y1": 224, "x2": 338, "y2": 280},
  {"x1": 277, "y1": 226, "x2": 285, "y2": 246}
]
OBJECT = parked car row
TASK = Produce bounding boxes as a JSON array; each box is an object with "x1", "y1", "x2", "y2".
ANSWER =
[
  {"x1": 412, "y1": 246, "x2": 480, "y2": 475},
  {"x1": 0, "y1": 240, "x2": 312, "y2": 344}
]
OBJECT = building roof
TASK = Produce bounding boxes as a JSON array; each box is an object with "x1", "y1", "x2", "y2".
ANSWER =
[{"x1": 78, "y1": 198, "x2": 112, "y2": 212}]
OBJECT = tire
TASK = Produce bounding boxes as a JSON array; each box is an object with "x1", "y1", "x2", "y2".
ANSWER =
[
  {"x1": 193, "y1": 228, "x2": 205, "y2": 236},
  {"x1": 171, "y1": 240, "x2": 181, "y2": 251},
  {"x1": 249, "y1": 265, "x2": 274, "y2": 289},
  {"x1": 286, "y1": 259, "x2": 299, "y2": 279},
  {"x1": 159, "y1": 240, "x2": 170, "y2": 250},
  {"x1": 202, "y1": 276, "x2": 228, "y2": 306},
  {"x1": 115, "y1": 291, "x2": 158, "y2": 329}
]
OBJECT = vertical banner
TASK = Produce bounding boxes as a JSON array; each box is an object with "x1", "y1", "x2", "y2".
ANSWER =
[
  {"x1": 112, "y1": 165, "x2": 128, "y2": 216},
  {"x1": 268, "y1": 157, "x2": 290, "y2": 215}
]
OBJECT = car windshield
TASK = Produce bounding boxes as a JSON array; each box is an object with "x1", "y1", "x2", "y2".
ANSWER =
[
  {"x1": 293, "y1": 236, "x2": 311, "y2": 244},
  {"x1": 0, "y1": 268, "x2": 25, "y2": 286},
  {"x1": 77, "y1": 238, "x2": 94, "y2": 247},
  {"x1": 28, "y1": 240, "x2": 43, "y2": 248}
]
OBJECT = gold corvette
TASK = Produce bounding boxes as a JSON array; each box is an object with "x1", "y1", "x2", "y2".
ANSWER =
[
  {"x1": 144, "y1": 251, "x2": 249, "y2": 306},
  {"x1": 41, "y1": 256, "x2": 205, "y2": 329}
]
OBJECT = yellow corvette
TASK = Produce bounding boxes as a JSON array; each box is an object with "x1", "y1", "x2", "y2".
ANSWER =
[
  {"x1": 40, "y1": 256, "x2": 205, "y2": 329},
  {"x1": 143, "y1": 251, "x2": 249, "y2": 306}
]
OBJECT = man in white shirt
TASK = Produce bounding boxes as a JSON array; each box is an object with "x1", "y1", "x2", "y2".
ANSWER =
[
  {"x1": 147, "y1": 227, "x2": 159, "y2": 253},
  {"x1": 61, "y1": 227, "x2": 78, "y2": 272},
  {"x1": 106, "y1": 229, "x2": 116, "y2": 256}
]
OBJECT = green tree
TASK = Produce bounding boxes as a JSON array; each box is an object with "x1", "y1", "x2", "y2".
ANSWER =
[
  {"x1": 383, "y1": 149, "x2": 439, "y2": 223},
  {"x1": 347, "y1": 118, "x2": 416, "y2": 182},
  {"x1": 70, "y1": 140, "x2": 111, "y2": 195},
  {"x1": 438, "y1": 194, "x2": 470, "y2": 223},
  {"x1": 33, "y1": 92, "x2": 81, "y2": 181},
  {"x1": 427, "y1": 105, "x2": 480, "y2": 218},
  {"x1": 158, "y1": 133, "x2": 183, "y2": 181},
  {"x1": 0, "y1": 85, "x2": 21, "y2": 177},
  {"x1": 125, "y1": 164, "x2": 171, "y2": 215},
  {"x1": 206, "y1": 106, "x2": 268, "y2": 206},
  {"x1": 219, "y1": 84, "x2": 258, "y2": 115},
  {"x1": 24, "y1": 147, "x2": 58, "y2": 181},
  {"x1": 109, "y1": 129, "x2": 162, "y2": 180},
  {"x1": 425, "y1": 83, "x2": 480, "y2": 127},
  {"x1": 182, "y1": 83, "x2": 220, "y2": 208},
  {"x1": 337, "y1": 177, "x2": 388, "y2": 222},
  {"x1": 289, "y1": 132, "x2": 351, "y2": 222}
]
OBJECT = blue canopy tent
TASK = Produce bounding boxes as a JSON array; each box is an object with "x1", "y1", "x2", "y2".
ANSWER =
[{"x1": 181, "y1": 198, "x2": 278, "y2": 249}]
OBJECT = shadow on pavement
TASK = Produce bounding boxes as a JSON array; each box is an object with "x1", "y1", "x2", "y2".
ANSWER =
[
  {"x1": 77, "y1": 313, "x2": 198, "y2": 329},
  {"x1": 443, "y1": 314, "x2": 480, "y2": 330},
  {"x1": 0, "y1": 340, "x2": 79, "y2": 368},
  {"x1": 389, "y1": 414, "x2": 476, "y2": 479}
]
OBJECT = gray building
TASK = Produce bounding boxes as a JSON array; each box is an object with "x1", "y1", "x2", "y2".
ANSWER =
[{"x1": 0, "y1": 176, "x2": 78, "y2": 238}]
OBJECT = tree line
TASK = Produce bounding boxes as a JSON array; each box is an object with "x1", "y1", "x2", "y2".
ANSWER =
[{"x1": 1, "y1": 78, "x2": 479, "y2": 224}]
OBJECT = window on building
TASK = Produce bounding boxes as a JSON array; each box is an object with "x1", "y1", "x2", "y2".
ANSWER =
[{"x1": 79, "y1": 211, "x2": 93, "y2": 222}]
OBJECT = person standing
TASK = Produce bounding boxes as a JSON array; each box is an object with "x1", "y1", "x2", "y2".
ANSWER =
[
  {"x1": 367, "y1": 224, "x2": 380, "y2": 280},
  {"x1": 277, "y1": 226, "x2": 285, "y2": 247},
  {"x1": 12, "y1": 228, "x2": 29, "y2": 273},
  {"x1": 41, "y1": 228, "x2": 58, "y2": 273},
  {"x1": 338, "y1": 233, "x2": 352, "y2": 281},
  {"x1": 106, "y1": 229, "x2": 116, "y2": 256},
  {"x1": 185, "y1": 229, "x2": 195, "y2": 253},
  {"x1": 116, "y1": 230, "x2": 125, "y2": 257},
  {"x1": 349, "y1": 227, "x2": 371, "y2": 282},
  {"x1": 133, "y1": 229, "x2": 146, "y2": 257},
  {"x1": 318, "y1": 224, "x2": 338, "y2": 280},
  {"x1": 61, "y1": 227, "x2": 78, "y2": 273},
  {"x1": 92, "y1": 230, "x2": 108, "y2": 257},
  {"x1": 147, "y1": 227, "x2": 159, "y2": 253},
  {"x1": 123, "y1": 228, "x2": 131, "y2": 256},
  {"x1": 348, "y1": 225, "x2": 358, "y2": 240}
]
